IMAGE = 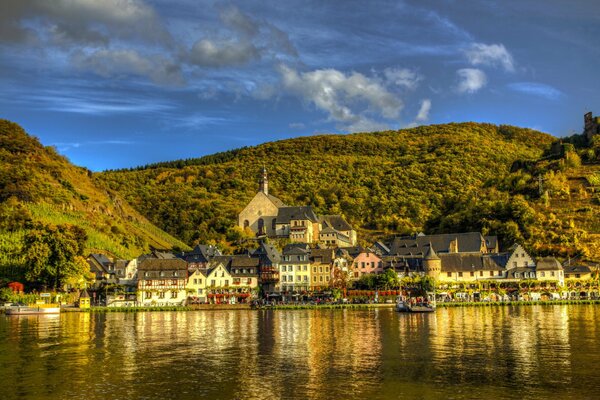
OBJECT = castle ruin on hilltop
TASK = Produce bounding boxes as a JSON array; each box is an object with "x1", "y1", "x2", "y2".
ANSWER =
[{"x1": 584, "y1": 111, "x2": 600, "y2": 141}]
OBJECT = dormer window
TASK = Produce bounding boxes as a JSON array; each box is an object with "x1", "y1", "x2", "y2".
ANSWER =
[
  {"x1": 173, "y1": 271, "x2": 178, "y2": 277},
  {"x1": 159, "y1": 271, "x2": 164, "y2": 277}
]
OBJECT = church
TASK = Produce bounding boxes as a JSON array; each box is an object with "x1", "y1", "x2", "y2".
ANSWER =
[{"x1": 238, "y1": 168, "x2": 357, "y2": 246}]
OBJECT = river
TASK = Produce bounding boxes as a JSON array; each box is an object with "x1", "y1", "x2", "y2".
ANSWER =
[{"x1": 1, "y1": 305, "x2": 599, "y2": 399}]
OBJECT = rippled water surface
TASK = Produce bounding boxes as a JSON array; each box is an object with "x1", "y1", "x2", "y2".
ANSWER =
[{"x1": 1, "y1": 306, "x2": 600, "y2": 399}]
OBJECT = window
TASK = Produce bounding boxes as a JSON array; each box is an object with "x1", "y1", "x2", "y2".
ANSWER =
[
  {"x1": 225, "y1": 280, "x2": 229, "y2": 286},
  {"x1": 319, "y1": 276, "x2": 323, "y2": 282},
  {"x1": 145, "y1": 291, "x2": 152, "y2": 299},
  {"x1": 160, "y1": 271, "x2": 165, "y2": 277},
  {"x1": 447, "y1": 272, "x2": 451, "y2": 277},
  {"x1": 159, "y1": 292, "x2": 165, "y2": 299},
  {"x1": 171, "y1": 280, "x2": 177, "y2": 285},
  {"x1": 282, "y1": 266, "x2": 286, "y2": 272},
  {"x1": 470, "y1": 271, "x2": 474, "y2": 277},
  {"x1": 247, "y1": 278, "x2": 251, "y2": 284},
  {"x1": 576, "y1": 274, "x2": 581, "y2": 278},
  {"x1": 198, "y1": 289, "x2": 203, "y2": 294},
  {"x1": 272, "y1": 219, "x2": 276, "y2": 230},
  {"x1": 479, "y1": 271, "x2": 484, "y2": 277},
  {"x1": 303, "y1": 265, "x2": 307, "y2": 271},
  {"x1": 297, "y1": 276, "x2": 301, "y2": 282},
  {"x1": 515, "y1": 273, "x2": 520, "y2": 278},
  {"x1": 540, "y1": 271, "x2": 545, "y2": 277},
  {"x1": 326, "y1": 267, "x2": 329, "y2": 273},
  {"x1": 304, "y1": 276, "x2": 308, "y2": 281},
  {"x1": 146, "y1": 280, "x2": 153, "y2": 286},
  {"x1": 361, "y1": 262, "x2": 366, "y2": 269},
  {"x1": 313, "y1": 276, "x2": 317, "y2": 282},
  {"x1": 243, "y1": 220, "x2": 249, "y2": 228},
  {"x1": 199, "y1": 279, "x2": 202, "y2": 284},
  {"x1": 458, "y1": 272, "x2": 463, "y2": 277},
  {"x1": 513, "y1": 262, "x2": 517, "y2": 268},
  {"x1": 489, "y1": 271, "x2": 494, "y2": 277},
  {"x1": 250, "y1": 269, "x2": 254, "y2": 274},
  {"x1": 145, "y1": 272, "x2": 149, "y2": 277},
  {"x1": 193, "y1": 279, "x2": 198, "y2": 284},
  {"x1": 173, "y1": 271, "x2": 178, "y2": 277},
  {"x1": 171, "y1": 291, "x2": 178, "y2": 299},
  {"x1": 326, "y1": 276, "x2": 329, "y2": 281},
  {"x1": 313, "y1": 267, "x2": 317, "y2": 273},
  {"x1": 211, "y1": 280, "x2": 215, "y2": 286},
  {"x1": 551, "y1": 271, "x2": 555, "y2": 277}
]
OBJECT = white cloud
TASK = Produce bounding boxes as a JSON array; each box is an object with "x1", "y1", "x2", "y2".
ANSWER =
[
  {"x1": 416, "y1": 99, "x2": 431, "y2": 121},
  {"x1": 508, "y1": 82, "x2": 564, "y2": 100},
  {"x1": 279, "y1": 65, "x2": 403, "y2": 132},
  {"x1": 456, "y1": 68, "x2": 487, "y2": 94},
  {"x1": 188, "y1": 39, "x2": 260, "y2": 67},
  {"x1": 465, "y1": 43, "x2": 515, "y2": 72},
  {"x1": 384, "y1": 68, "x2": 423, "y2": 90},
  {"x1": 73, "y1": 49, "x2": 183, "y2": 85}
]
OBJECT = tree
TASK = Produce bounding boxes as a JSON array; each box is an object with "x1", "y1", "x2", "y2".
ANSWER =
[{"x1": 23, "y1": 223, "x2": 88, "y2": 290}]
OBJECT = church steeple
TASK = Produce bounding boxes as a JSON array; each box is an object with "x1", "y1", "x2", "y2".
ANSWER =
[{"x1": 259, "y1": 166, "x2": 268, "y2": 195}]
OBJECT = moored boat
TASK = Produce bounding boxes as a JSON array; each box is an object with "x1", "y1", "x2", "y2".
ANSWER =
[{"x1": 5, "y1": 304, "x2": 61, "y2": 315}]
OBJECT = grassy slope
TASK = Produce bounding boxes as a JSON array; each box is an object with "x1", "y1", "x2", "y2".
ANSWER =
[
  {"x1": 99, "y1": 123, "x2": 560, "y2": 248},
  {"x1": 0, "y1": 120, "x2": 189, "y2": 280}
]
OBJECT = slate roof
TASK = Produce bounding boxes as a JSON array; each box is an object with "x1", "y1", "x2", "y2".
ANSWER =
[
  {"x1": 563, "y1": 265, "x2": 592, "y2": 274},
  {"x1": 181, "y1": 244, "x2": 222, "y2": 263},
  {"x1": 319, "y1": 215, "x2": 353, "y2": 231},
  {"x1": 252, "y1": 242, "x2": 281, "y2": 265},
  {"x1": 266, "y1": 194, "x2": 286, "y2": 208},
  {"x1": 89, "y1": 253, "x2": 112, "y2": 267},
  {"x1": 424, "y1": 244, "x2": 440, "y2": 260},
  {"x1": 310, "y1": 248, "x2": 334, "y2": 264},
  {"x1": 439, "y1": 253, "x2": 505, "y2": 273},
  {"x1": 535, "y1": 257, "x2": 563, "y2": 271},
  {"x1": 381, "y1": 255, "x2": 424, "y2": 272},
  {"x1": 338, "y1": 246, "x2": 366, "y2": 258},
  {"x1": 372, "y1": 241, "x2": 391, "y2": 256},
  {"x1": 389, "y1": 232, "x2": 489, "y2": 255},
  {"x1": 138, "y1": 258, "x2": 188, "y2": 271},
  {"x1": 276, "y1": 206, "x2": 319, "y2": 223}
]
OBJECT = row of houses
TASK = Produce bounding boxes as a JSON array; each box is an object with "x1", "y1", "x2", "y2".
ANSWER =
[{"x1": 87, "y1": 232, "x2": 597, "y2": 306}]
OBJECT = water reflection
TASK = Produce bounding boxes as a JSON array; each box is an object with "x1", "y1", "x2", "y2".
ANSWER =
[{"x1": 1, "y1": 306, "x2": 600, "y2": 399}]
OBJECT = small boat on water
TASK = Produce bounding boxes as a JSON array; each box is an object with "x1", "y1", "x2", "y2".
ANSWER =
[
  {"x1": 396, "y1": 295, "x2": 436, "y2": 313},
  {"x1": 5, "y1": 304, "x2": 61, "y2": 315}
]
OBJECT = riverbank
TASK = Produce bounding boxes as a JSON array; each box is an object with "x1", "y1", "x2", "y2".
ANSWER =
[{"x1": 44, "y1": 299, "x2": 600, "y2": 313}]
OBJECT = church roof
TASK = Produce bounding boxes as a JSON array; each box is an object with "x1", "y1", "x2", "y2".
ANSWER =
[
  {"x1": 319, "y1": 215, "x2": 353, "y2": 231},
  {"x1": 276, "y1": 206, "x2": 319, "y2": 223}
]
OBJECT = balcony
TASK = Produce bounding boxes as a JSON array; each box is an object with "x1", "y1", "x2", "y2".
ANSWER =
[{"x1": 260, "y1": 268, "x2": 280, "y2": 283}]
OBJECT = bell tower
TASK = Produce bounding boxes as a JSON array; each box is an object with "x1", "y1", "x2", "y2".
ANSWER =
[{"x1": 258, "y1": 166, "x2": 268, "y2": 195}]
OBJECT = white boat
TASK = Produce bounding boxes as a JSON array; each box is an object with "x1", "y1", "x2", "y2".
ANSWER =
[{"x1": 5, "y1": 305, "x2": 61, "y2": 315}]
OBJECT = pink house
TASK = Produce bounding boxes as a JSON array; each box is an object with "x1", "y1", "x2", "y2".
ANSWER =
[{"x1": 351, "y1": 252, "x2": 383, "y2": 278}]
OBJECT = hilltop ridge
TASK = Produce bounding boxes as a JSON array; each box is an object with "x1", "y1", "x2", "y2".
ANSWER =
[{"x1": 98, "y1": 122, "x2": 598, "y2": 258}]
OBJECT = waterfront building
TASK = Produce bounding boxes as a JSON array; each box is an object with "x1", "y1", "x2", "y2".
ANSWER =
[
  {"x1": 186, "y1": 269, "x2": 207, "y2": 302},
  {"x1": 535, "y1": 257, "x2": 564, "y2": 285},
  {"x1": 280, "y1": 244, "x2": 311, "y2": 293},
  {"x1": 310, "y1": 248, "x2": 334, "y2": 290},
  {"x1": 137, "y1": 258, "x2": 188, "y2": 306},
  {"x1": 180, "y1": 244, "x2": 221, "y2": 269},
  {"x1": 350, "y1": 249, "x2": 383, "y2": 279}
]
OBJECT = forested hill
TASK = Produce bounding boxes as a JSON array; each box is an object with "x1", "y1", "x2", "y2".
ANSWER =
[
  {"x1": 96, "y1": 122, "x2": 600, "y2": 259},
  {"x1": 0, "y1": 120, "x2": 189, "y2": 279}
]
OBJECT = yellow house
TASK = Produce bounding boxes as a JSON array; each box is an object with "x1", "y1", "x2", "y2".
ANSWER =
[
  {"x1": 186, "y1": 269, "x2": 207, "y2": 302},
  {"x1": 310, "y1": 248, "x2": 333, "y2": 290}
]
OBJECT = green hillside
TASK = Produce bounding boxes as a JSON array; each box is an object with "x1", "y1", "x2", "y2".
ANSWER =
[
  {"x1": 97, "y1": 122, "x2": 600, "y2": 260},
  {"x1": 0, "y1": 120, "x2": 189, "y2": 282}
]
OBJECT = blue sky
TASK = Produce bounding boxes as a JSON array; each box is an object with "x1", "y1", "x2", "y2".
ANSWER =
[{"x1": 1, "y1": 0, "x2": 599, "y2": 171}]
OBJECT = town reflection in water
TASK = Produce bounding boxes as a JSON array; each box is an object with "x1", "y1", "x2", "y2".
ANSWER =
[{"x1": 1, "y1": 306, "x2": 600, "y2": 399}]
